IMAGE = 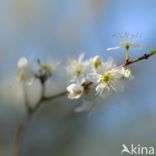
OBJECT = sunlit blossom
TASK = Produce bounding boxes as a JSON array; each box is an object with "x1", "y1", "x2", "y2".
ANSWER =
[
  {"x1": 107, "y1": 32, "x2": 142, "y2": 51},
  {"x1": 88, "y1": 58, "x2": 124, "y2": 96},
  {"x1": 66, "y1": 53, "x2": 90, "y2": 82},
  {"x1": 90, "y1": 55, "x2": 102, "y2": 70},
  {"x1": 120, "y1": 67, "x2": 134, "y2": 80},
  {"x1": 67, "y1": 82, "x2": 84, "y2": 99},
  {"x1": 17, "y1": 57, "x2": 28, "y2": 68},
  {"x1": 37, "y1": 59, "x2": 59, "y2": 79}
]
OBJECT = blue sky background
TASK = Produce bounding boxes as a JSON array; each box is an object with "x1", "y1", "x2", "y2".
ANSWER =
[{"x1": 0, "y1": 0, "x2": 156, "y2": 155}]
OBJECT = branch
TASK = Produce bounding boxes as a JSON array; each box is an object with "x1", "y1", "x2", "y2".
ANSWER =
[
  {"x1": 31, "y1": 91, "x2": 67, "y2": 113},
  {"x1": 14, "y1": 84, "x2": 67, "y2": 156},
  {"x1": 13, "y1": 48, "x2": 156, "y2": 156},
  {"x1": 13, "y1": 120, "x2": 25, "y2": 156},
  {"x1": 124, "y1": 49, "x2": 156, "y2": 66}
]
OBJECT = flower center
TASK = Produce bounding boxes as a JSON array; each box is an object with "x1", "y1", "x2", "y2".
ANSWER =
[
  {"x1": 100, "y1": 71, "x2": 113, "y2": 84},
  {"x1": 75, "y1": 66, "x2": 81, "y2": 76},
  {"x1": 94, "y1": 60, "x2": 101, "y2": 69},
  {"x1": 42, "y1": 65, "x2": 51, "y2": 75}
]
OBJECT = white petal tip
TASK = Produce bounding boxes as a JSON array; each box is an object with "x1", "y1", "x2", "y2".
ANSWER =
[
  {"x1": 17, "y1": 57, "x2": 28, "y2": 68},
  {"x1": 106, "y1": 46, "x2": 120, "y2": 51}
]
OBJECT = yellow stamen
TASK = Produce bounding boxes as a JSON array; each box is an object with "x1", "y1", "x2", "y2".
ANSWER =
[
  {"x1": 75, "y1": 66, "x2": 81, "y2": 76},
  {"x1": 100, "y1": 71, "x2": 113, "y2": 84},
  {"x1": 42, "y1": 65, "x2": 51, "y2": 75}
]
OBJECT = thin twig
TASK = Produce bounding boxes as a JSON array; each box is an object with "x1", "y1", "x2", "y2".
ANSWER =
[
  {"x1": 13, "y1": 88, "x2": 67, "y2": 156},
  {"x1": 124, "y1": 49, "x2": 156, "y2": 66},
  {"x1": 13, "y1": 83, "x2": 33, "y2": 156},
  {"x1": 31, "y1": 91, "x2": 67, "y2": 113},
  {"x1": 13, "y1": 120, "x2": 25, "y2": 156}
]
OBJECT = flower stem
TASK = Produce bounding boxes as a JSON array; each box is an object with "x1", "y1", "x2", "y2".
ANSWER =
[
  {"x1": 125, "y1": 48, "x2": 129, "y2": 60},
  {"x1": 124, "y1": 45, "x2": 130, "y2": 64},
  {"x1": 13, "y1": 120, "x2": 25, "y2": 156},
  {"x1": 13, "y1": 86, "x2": 67, "y2": 156},
  {"x1": 31, "y1": 91, "x2": 67, "y2": 113}
]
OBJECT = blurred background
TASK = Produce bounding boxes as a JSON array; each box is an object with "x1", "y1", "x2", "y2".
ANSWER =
[{"x1": 0, "y1": 0, "x2": 156, "y2": 155}]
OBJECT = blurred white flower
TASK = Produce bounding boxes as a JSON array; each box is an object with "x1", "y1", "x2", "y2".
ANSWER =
[
  {"x1": 107, "y1": 32, "x2": 142, "y2": 51},
  {"x1": 90, "y1": 55, "x2": 102, "y2": 71},
  {"x1": 17, "y1": 57, "x2": 28, "y2": 68},
  {"x1": 74, "y1": 100, "x2": 94, "y2": 113},
  {"x1": 67, "y1": 83, "x2": 84, "y2": 99},
  {"x1": 66, "y1": 53, "x2": 90, "y2": 82},
  {"x1": 88, "y1": 58, "x2": 124, "y2": 96},
  {"x1": 37, "y1": 59, "x2": 60, "y2": 78},
  {"x1": 92, "y1": 57, "x2": 116, "y2": 75},
  {"x1": 120, "y1": 67, "x2": 134, "y2": 80},
  {"x1": 17, "y1": 57, "x2": 34, "y2": 85}
]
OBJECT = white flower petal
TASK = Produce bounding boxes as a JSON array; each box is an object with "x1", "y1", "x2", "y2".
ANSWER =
[
  {"x1": 66, "y1": 83, "x2": 84, "y2": 99},
  {"x1": 105, "y1": 57, "x2": 116, "y2": 70},
  {"x1": 68, "y1": 93, "x2": 81, "y2": 99},
  {"x1": 120, "y1": 67, "x2": 134, "y2": 80},
  {"x1": 87, "y1": 73, "x2": 100, "y2": 83},
  {"x1": 129, "y1": 44, "x2": 143, "y2": 50},
  {"x1": 96, "y1": 83, "x2": 106, "y2": 95},
  {"x1": 111, "y1": 68, "x2": 123, "y2": 79},
  {"x1": 106, "y1": 46, "x2": 121, "y2": 51},
  {"x1": 108, "y1": 33, "x2": 142, "y2": 51},
  {"x1": 17, "y1": 65, "x2": 35, "y2": 85},
  {"x1": 78, "y1": 53, "x2": 85, "y2": 62},
  {"x1": 66, "y1": 53, "x2": 91, "y2": 83},
  {"x1": 17, "y1": 57, "x2": 28, "y2": 68},
  {"x1": 27, "y1": 78, "x2": 35, "y2": 86},
  {"x1": 111, "y1": 79, "x2": 124, "y2": 92}
]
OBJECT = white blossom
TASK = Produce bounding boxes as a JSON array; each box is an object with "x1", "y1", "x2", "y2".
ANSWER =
[
  {"x1": 88, "y1": 58, "x2": 124, "y2": 96},
  {"x1": 17, "y1": 57, "x2": 28, "y2": 68},
  {"x1": 66, "y1": 53, "x2": 90, "y2": 82},
  {"x1": 16, "y1": 53, "x2": 136, "y2": 112},
  {"x1": 107, "y1": 32, "x2": 142, "y2": 51},
  {"x1": 17, "y1": 57, "x2": 34, "y2": 85},
  {"x1": 120, "y1": 67, "x2": 134, "y2": 80},
  {"x1": 90, "y1": 55, "x2": 102, "y2": 70},
  {"x1": 66, "y1": 83, "x2": 84, "y2": 99},
  {"x1": 37, "y1": 59, "x2": 60, "y2": 78}
]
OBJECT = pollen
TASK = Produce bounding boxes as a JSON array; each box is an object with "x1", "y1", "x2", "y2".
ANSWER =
[
  {"x1": 75, "y1": 66, "x2": 81, "y2": 76},
  {"x1": 42, "y1": 64, "x2": 51, "y2": 75},
  {"x1": 42, "y1": 65, "x2": 49, "y2": 71},
  {"x1": 100, "y1": 71, "x2": 113, "y2": 84}
]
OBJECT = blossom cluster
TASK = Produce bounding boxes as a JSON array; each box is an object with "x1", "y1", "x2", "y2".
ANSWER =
[
  {"x1": 66, "y1": 54, "x2": 133, "y2": 112},
  {"x1": 16, "y1": 33, "x2": 143, "y2": 112},
  {"x1": 16, "y1": 54, "x2": 133, "y2": 112},
  {"x1": 17, "y1": 57, "x2": 59, "y2": 85}
]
